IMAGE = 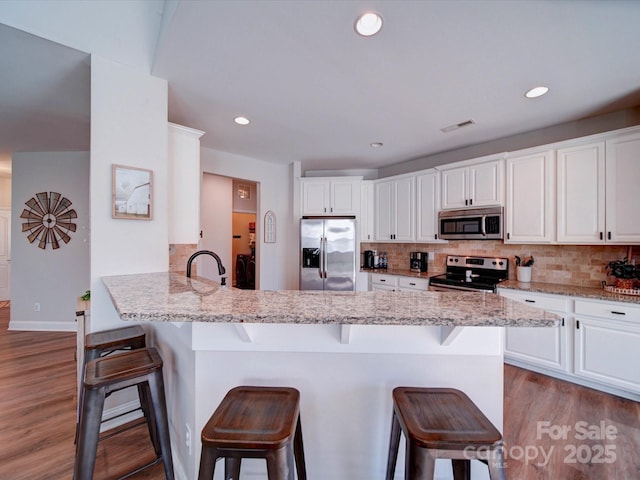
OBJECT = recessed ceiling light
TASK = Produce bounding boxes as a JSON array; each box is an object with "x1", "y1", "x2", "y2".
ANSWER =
[
  {"x1": 525, "y1": 86, "x2": 549, "y2": 99},
  {"x1": 355, "y1": 12, "x2": 382, "y2": 37},
  {"x1": 234, "y1": 116, "x2": 250, "y2": 125}
]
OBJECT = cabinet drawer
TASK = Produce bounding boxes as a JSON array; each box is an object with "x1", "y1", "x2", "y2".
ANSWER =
[
  {"x1": 575, "y1": 299, "x2": 640, "y2": 322},
  {"x1": 371, "y1": 274, "x2": 398, "y2": 287},
  {"x1": 398, "y1": 277, "x2": 429, "y2": 290},
  {"x1": 499, "y1": 290, "x2": 569, "y2": 312}
]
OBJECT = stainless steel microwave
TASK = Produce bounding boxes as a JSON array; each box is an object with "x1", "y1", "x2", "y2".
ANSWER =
[{"x1": 438, "y1": 206, "x2": 504, "y2": 240}]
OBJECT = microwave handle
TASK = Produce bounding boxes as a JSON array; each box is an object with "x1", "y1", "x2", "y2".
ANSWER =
[{"x1": 481, "y1": 215, "x2": 487, "y2": 237}]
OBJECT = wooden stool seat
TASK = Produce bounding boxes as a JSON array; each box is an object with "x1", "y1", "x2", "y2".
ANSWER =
[
  {"x1": 74, "y1": 347, "x2": 174, "y2": 480},
  {"x1": 199, "y1": 386, "x2": 307, "y2": 480},
  {"x1": 85, "y1": 325, "x2": 146, "y2": 353},
  {"x1": 386, "y1": 387, "x2": 505, "y2": 480}
]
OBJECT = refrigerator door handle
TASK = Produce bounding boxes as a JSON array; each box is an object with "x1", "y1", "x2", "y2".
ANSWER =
[
  {"x1": 322, "y1": 237, "x2": 327, "y2": 278},
  {"x1": 318, "y1": 237, "x2": 324, "y2": 279}
]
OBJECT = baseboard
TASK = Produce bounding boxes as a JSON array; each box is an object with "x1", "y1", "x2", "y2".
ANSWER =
[
  {"x1": 8, "y1": 320, "x2": 77, "y2": 332},
  {"x1": 504, "y1": 359, "x2": 640, "y2": 402},
  {"x1": 100, "y1": 400, "x2": 144, "y2": 432}
]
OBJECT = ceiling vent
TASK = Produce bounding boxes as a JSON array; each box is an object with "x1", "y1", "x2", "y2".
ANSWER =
[{"x1": 441, "y1": 119, "x2": 476, "y2": 133}]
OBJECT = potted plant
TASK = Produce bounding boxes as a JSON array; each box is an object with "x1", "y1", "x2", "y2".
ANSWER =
[{"x1": 605, "y1": 258, "x2": 638, "y2": 290}]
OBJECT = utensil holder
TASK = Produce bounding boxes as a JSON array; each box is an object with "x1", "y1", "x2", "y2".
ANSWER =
[{"x1": 517, "y1": 266, "x2": 532, "y2": 283}]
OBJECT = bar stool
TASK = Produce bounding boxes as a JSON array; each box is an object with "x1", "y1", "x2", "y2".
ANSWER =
[
  {"x1": 74, "y1": 347, "x2": 174, "y2": 480},
  {"x1": 77, "y1": 325, "x2": 147, "y2": 442},
  {"x1": 198, "y1": 386, "x2": 307, "y2": 480},
  {"x1": 386, "y1": 387, "x2": 505, "y2": 480}
]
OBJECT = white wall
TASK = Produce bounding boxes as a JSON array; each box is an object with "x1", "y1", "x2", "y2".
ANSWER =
[
  {"x1": 201, "y1": 148, "x2": 297, "y2": 290},
  {"x1": 89, "y1": 55, "x2": 168, "y2": 332},
  {"x1": 10, "y1": 151, "x2": 90, "y2": 330}
]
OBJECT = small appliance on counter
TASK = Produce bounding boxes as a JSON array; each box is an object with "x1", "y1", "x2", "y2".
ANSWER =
[
  {"x1": 410, "y1": 252, "x2": 428, "y2": 272},
  {"x1": 363, "y1": 250, "x2": 375, "y2": 269}
]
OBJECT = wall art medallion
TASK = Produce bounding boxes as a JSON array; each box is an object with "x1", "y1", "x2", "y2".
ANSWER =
[{"x1": 20, "y1": 192, "x2": 77, "y2": 249}]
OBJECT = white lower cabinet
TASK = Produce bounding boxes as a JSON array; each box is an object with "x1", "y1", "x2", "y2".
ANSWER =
[
  {"x1": 369, "y1": 273, "x2": 428, "y2": 292},
  {"x1": 499, "y1": 288, "x2": 640, "y2": 400},
  {"x1": 573, "y1": 299, "x2": 640, "y2": 394},
  {"x1": 370, "y1": 273, "x2": 398, "y2": 291},
  {"x1": 501, "y1": 290, "x2": 569, "y2": 373}
]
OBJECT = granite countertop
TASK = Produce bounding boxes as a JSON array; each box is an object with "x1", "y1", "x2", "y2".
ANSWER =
[
  {"x1": 499, "y1": 280, "x2": 640, "y2": 305},
  {"x1": 102, "y1": 272, "x2": 558, "y2": 327}
]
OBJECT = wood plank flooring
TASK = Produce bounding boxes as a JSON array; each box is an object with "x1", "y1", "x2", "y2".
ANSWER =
[{"x1": 1, "y1": 306, "x2": 638, "y2": 479}]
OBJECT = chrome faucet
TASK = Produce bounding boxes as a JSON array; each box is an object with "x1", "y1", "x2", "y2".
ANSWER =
[{"x1": 186, "y1": 250, "x2": 227, "y2": 285}]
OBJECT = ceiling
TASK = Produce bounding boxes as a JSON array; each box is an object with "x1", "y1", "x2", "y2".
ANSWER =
[{"x1": 2, "y1": 1, "x2": 640, "y2": 176}]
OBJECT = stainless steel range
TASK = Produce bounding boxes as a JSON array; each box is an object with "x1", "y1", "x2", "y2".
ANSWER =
[{"x1": 428, "y1": 255, "x2": 509, "y2": 292}]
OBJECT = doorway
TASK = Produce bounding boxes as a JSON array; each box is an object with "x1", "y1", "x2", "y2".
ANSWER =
[{"x1": 200, "y1": 174, "x2": 258, "y2": 289}]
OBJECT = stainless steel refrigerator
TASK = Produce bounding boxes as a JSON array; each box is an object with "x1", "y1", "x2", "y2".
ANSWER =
[{"x1": 300, "y1": 217, "x2": 356, "y2": 291}]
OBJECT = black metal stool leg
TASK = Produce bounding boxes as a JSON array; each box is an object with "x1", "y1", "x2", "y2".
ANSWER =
[
  {"x1": 385, "y1": 409, "x2": 402, "y2": 480},
  {"x1": 74, "y1": 386, "x2": 105, "y2": 480},
  {"x1": 452, "y1": 459, "x2": 471, "y2": 480},
  {"x1": 293, "y1": 415, "x2": 307, "y2": 480},
  {"x1": 225, "y1": 457, "x2": 241, "y2": 479},
  {"x1": 197, "y1": 447, "x2": 218, "y2": 480},
  {"x1": 147, "y1": 370, "x2": 175, "y2": 480}
]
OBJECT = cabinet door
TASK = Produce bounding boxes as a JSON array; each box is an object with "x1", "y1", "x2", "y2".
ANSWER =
[
  {"x1": 360, "y1": 181, "x2": 374, "y2": 242},
  {"x1": 500, "y1": 289, "x2": 569, "y2": 372},
  {"x1": 168, "y1": 123, "x2": 204, "y2": 244},
  {"x1": 556, "y1": 142, "x2": 605, "y2": 243},
  {"x1": 416, "y1": 171, "x2": 440, "y2": 242},
  {"x1": 505, "y1": 150, "x2": 555, "y2": 243},
  {"x1": 574, "y1": 316, "x2": 640, "y2": 393},
  {"x1": 301, "y1": 180, "x2": 329, "y2": 215},
  {"x1": 331, "y1": 179, "x2": 359, "y2": 215},
  {"x1": 441, "y1": 167, "x2": 468, "y2": 209},
  {"x1": 393, "y1": 176, "x2": 414, "y2": 241},
  {"x1": 374, "y1": 181, "x2": 393, "y2": 241},
  {"x1": 469, "y1": 160, "x2": 504, "y2": 207},
  {"x1": 605, "y1": 131, "x2": 640, "y2": 243}
]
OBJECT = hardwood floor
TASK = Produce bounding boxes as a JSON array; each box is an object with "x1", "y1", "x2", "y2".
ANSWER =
[
  {"x1": 1, "y1": 306, "x2": 638, "y2": 479},
  {"x1": 0, "y1": 308, "x2": 164, "y2": 479}
]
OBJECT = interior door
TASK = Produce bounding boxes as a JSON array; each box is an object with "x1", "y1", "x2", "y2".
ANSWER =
[{"x1": 0, "y1": 208, "x2": 10, "y2": 300}]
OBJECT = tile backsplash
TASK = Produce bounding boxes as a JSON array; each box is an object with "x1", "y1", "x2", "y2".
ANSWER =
[
  {"x1": 169, "y1": 244, "x2": 199, "y2": 274},
  {"x1": 361, "y1": 241, "x2": 630, "y2": 288}
]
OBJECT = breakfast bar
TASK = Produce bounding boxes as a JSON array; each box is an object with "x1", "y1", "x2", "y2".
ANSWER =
[{"x1": 102, "y1": 272, "x2": 559, "y2": 480}]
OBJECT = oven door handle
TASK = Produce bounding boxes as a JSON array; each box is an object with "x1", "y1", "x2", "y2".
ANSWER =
[
  {"x1": 429, "y1": 283, "x2": 491, "y2": 292},
  {"x1": 481, "y1": 215, "x2": 487, "y2": 237}
]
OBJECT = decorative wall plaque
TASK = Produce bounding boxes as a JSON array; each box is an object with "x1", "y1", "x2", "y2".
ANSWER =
[{"x1": 20, "y1": 192, "x2": 77, "y2": 249}]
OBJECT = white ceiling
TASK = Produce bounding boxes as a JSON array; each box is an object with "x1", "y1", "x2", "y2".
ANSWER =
[{"x1": 2, "y1": 1, "x2": 640, "y2": 175}]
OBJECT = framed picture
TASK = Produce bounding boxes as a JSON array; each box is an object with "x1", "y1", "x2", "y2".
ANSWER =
[{"x1": 112, "y1": 165, "x2": 153, "y2": 220}]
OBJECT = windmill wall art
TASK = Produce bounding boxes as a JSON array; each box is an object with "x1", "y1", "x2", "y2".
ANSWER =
[{"x1": 20, "y1": 192, "x2": 77, "y2": 250}]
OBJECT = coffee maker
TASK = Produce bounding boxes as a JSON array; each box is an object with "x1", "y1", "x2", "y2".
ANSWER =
[{"x1": 410, "y1": 252, "x2": 428, "y2": 273}]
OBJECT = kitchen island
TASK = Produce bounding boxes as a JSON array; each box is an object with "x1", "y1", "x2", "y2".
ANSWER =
[{"x1": 103, "y1": 272, "x2": 558, "y2": 480}]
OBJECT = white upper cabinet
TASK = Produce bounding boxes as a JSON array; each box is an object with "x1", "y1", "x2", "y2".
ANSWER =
[
  {"x1": 556, "y1": 129, "x2": 640, "y2": 244},
  {"x1": 505, "y1": 149, "x2": 555, "y2": 243},
  {"x1": 301, "y1": 177, "x2": 361, "y2": 216},
  {"x1": 360, "y1": 181, "x2": 374, "y2": 242},
  {"x1": 440, "y1": 158, "x2": 504, "y2": 209},
  {"x1": 415, "y1": 170, "x2": 441, "y2": 242},
  {"x1": 168, "y1": 122, "x2": 205, "y2": 244},
  {"x1": 557, "y1": 141, "x2": 606, "y2": 243},
  {"x1": 605, "y1": 130, "x2": 640, "y2": 243},
  {"x1": 374, "y1": 175, "x2": 414, "y2": 242}
]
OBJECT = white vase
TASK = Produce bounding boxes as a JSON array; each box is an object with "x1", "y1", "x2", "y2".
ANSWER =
[
  {"x1": 517, "y1": 266, "x2": 532, "y2": 283},
  {"x1": 516, "y1": 267, "x2": 531, "y2": 283}
]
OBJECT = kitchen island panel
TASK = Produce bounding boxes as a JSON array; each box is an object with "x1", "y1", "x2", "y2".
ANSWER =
[{"x1": 193, "y1": 349, "x2": 503, "y2": 480}]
